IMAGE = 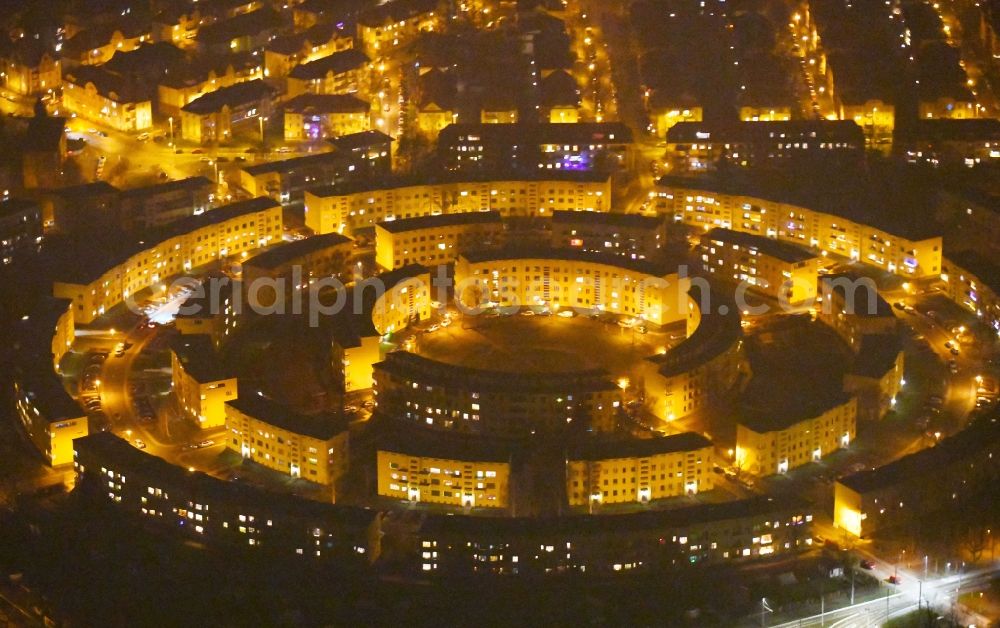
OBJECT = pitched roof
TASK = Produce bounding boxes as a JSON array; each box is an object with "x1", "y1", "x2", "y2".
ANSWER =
[
  {"x1": 568, "y1": 432, "x2": 713, "y2": 460},
  {"x1": 377, "y1": 210, "x2": 501, "y2": 233},
  {"x1": 195, "y1": 8, "x2": 283, "y2": 45},
  {"x1": 181, "y1": 79, "x2": 276, "y2": 114},
  {"x1": 288, "y1": 49, "x2": 370, "y2": 79},
  {"x1": 283, "y1": 93, "x2": 370, "y2": 114},
  {"x1": 226, "y1": 393, "x2": 348, "y2": 440}
]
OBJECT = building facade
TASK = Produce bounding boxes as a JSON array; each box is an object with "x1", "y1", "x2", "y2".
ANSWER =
[
  {"x1": 374, "y1": 211, "x2": 503, "y2": 270},
  {"x1": 699, "y1": 227, "x2": 819, "y2": 305},
  {"x1": 305, "y1": 173, "x2": 612, "y2": 235},
  {"x1": 170, "y1": 335, "x2": 238, "y2": 429},
  {"x1": 53, "y1": 197, "x2": 282, "y2": 324},
  {"x1": 735, "y1": 396, "x2": 858, "y2": 476},
  {"x1": 567, "y1": 433, "x2": 714, "y2": 507},
  {"x1": 653, "y1": 179, "x2": 943, "y2": 279},
  {"x1": 225, "y1": 395, "x2": 349, "y2": 490}
]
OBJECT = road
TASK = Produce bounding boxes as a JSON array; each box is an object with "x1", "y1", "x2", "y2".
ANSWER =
[{"x1": 770, "y1": 563, "x2": 1000, "y2": 627}]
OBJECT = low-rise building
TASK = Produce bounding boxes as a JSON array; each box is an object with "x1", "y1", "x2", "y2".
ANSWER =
[
  {"x1": 941, "y1": 250, "x2": 1000, "y2": 338},
  {"x1": 416, "y1": 495, "x2": 813, "y2": 575},
  {"x1": 549, "y1": 210, "x2": 665, "y2": 261},
  {"x1": 225, "y1": 394, "x2": 350, "y2": 490},
  {"x1": 438, "y1": 122, "x2": 632, "y2": 174},
  {"x1": 326, "y1": 130, "x2": 393, "y2": 176},
  {"x1": 304, "y1": 171, "x2": 612, "y2": 235},
  {"x1": 454, "y1": 248, "x2": 687, "y2": 325},
  {"x1": 567, "y1": 433, "x2": 714, "y2": 507},
  {"x1": 373, "y1": 351, "x2": 622, "y2": 436},
  {"x1": 374, "y1": 210, "x2": 503, "y2": 270},
  {"x1": 158, "y1": 52, "x2": 264, "y2": 117},
  {"x1": 52, "y1": 196, "x2": 282, "y2": 324},
  {"x1": 640, "y1": 286, "x2": 750, "y2": 422},
  {"x1": 62, "y1": 19, "x2": 150, "y2": 65},
  {"x1": 654, "y1": 177, "x2": 944, "y2": 279},
  {"x1": 700, "y1": 227, "x2": 819, "y2": 305},
  {"x1": 376, "y1": 422, "x2": 511, "y2": 509},
  {"x1": 73, "y1": 432, "x2": 376, "y2": 559},
  {"x1": 241, "y1": 232, "x2": 353, "y2": 307},
  {"x1": 238, "y1": 151, "x2": 358, "y2": 203},
  {"x1": 118, "y1": 177, "x2": 216, "y2": 231},
  {"x1": 40, "y1": 181, "x2": 120, "y2": 235},
  {"x1": 0, "y1": 199, "x2": 42, "y2": 265},
  {"x1": 180, "y1": 79, "x2": 277, "y2": 143},
  {"x1": 834, "y1": 414, "x2": 1000, "y2": 538},
  {"x1": 194, "y1": 8, "x2": 283, "y2": 55},
  {"x1": 170, "y1": 335, "x2": 238, "y2": 429},
  {"x1": 264, "y1": 23, "x2": 353, "y2": 80},
  {"x1": 62, "y1": 65, "x2": 153, "y2": 132},
  {"x1": 539, "y1": 70, "x2": 582, "y2": 124},
  {"x1": 665, "y1": 120, "x2": 865, "y2": 173},
  {"x1": 282, "y1": 93, "x2": 371, "y2": 141},
  {"x1": 646, "y1": 93, "x2": 702, "y2": 138},
  {"x1": 899, "y1": 118, "x2": 1000, "y2": 168},
  {"x1": 0, "y1": 39, "x2": 61, "y2": 96},
  {"x1": 819, "y1": 275, "x2": 898, "y2": 349},
  {"x1": 735, "y1": 395, "x2": 857, "y2": 476},
  {"x1": 843, "y1": 334, "x2": 905, "y2": 422},
  {"x1": 12, "y1": 298, "x2": 88, "y2": 467},
  {"x1": 21, "y1": 108, "x2": 67, "y2": 190},
  {"x1": 286, "y1": 49, "x2": 371, "y2": 98},
  {"x1": 357, "y1": 0, "x2": 442, "y2": 57}
]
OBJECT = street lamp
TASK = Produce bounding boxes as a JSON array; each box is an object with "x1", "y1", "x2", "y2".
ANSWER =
[{"x1": 168, "y1": 116, "x2": 174, "y2": 147}]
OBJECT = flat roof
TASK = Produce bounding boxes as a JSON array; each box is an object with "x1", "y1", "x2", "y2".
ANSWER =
[
  {"x1": 851, "y1": 334, "x2": 903, "y2": 379},
  {"x1": 226, "y1": 393, "x2": 348, "y2": 440},
  {"x1": 703, "y1": 227, "x2": 817, "y2": 264},
  {"x1": 306, "y1": 170, "x2": 610, "y2": 198},
  {"x1": 418, "y1": 495, "x2": 809, "y2": 536},
  {"x1": 0, "y1": 198, "x2": 40, "y2": 220},
  {"x1": 327, "y1": 129, "x2": 394, "y2": 151},
  {"x1": 945, "y1": 250, "x2": 1000, "y2": 295},
  {"x1": 907, "y1": 118, "x2": 1000, "y2": 142},
  {"x1": 55, "y1": 197, "x2": 280, "y2": 285},
  {"x1": 376, "y1": 210, "x2": 502, "y2": 233},
  {"x1": 738, "y1": 392, "x2": 854, "y2": 434},
  {"x1": 73, "y1": 432, "x2": 374, "y2": 525},
  {"x1": 839, "y1": 413, "x2": 1000, "y2": 494},
  {"x1": 375, "y1": 350, "x2": 618, "y2": 394},
  {"x1": 823, "y1": 273, "x2": 895, "y2": 318},
  {"x1": 645, "y1": 283, "x2": 744, "y2": 378},
  {"x1": 667, "y1": 120, "x2": 864, "y2": 144},
  {"x1": 119, "y1": 176, "x2": 214, "y2": 199},
  {"x1": 43, "y1": 180, "x2": 119, "y2": 199},
  {"x1": 657, "y1": 175, "x2": 943, "y2": 242},
  {"x1": 371, "y1": 415, "x2": 513, "y2": 463},
  {"x1": 168, "y1": 335, "x2": 230, "y2": 382},
  {"x1": 241, "y1": 150, "x2": 347, "y2": 176},
  {"x1": 243, "y1": 232, "x2": 352, "y2": 270},
  {"x1": 13, "y1": 298, "x2": 84, "y2": 423},
  {"x1": 458, "y1": 246, "x2": 677, "y2": 277},
  {"x1": 438, "y1": 122, "x2": 633, "y2": 146},
  {"x1": 568, "y1": 432, "x2": 712, "y2": 460},
  {"x1": 550, "y1": 210, "x2": 663, "y2": 229}
]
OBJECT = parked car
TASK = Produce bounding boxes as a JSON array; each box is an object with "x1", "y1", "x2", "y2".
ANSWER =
[{"x1": 860, "y1": 560, "x2": 875, "y2": 570}]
